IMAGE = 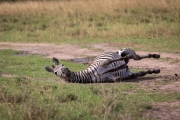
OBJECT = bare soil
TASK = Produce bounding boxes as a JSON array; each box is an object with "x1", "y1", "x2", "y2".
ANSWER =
[{"x1": 0, "y1": 42, "x2": 180, "y2": 120}]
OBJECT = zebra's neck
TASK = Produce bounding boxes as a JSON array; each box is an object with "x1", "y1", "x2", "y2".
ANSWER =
[{"x1": 68, "y1": 70, "x2": 93, "y2": 83}]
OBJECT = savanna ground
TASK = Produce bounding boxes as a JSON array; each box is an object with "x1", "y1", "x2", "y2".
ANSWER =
[{"x1": 0, "y1": 0, "x2": 180, "y2": 120}]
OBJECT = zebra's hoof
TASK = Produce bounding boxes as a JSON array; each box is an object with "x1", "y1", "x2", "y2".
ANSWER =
[
  {"x1": 154, "y1": 69, "x2": 160, "y2": 74},
  {"x1": 150, "y1": 54, "x2": 160, "y2": 58},
  {"x1": 154, "y1": 54, "x2": 160, "y2": 58}
]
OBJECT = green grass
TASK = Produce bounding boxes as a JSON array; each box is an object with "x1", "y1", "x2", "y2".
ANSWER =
[{"x1": 0, "y1": 49, "x2": 180, "y2": 120}]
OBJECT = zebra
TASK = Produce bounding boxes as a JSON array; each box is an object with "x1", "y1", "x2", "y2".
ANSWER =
[{"x1": 45, "y1": 48, "x2": 160, "y2": 83}]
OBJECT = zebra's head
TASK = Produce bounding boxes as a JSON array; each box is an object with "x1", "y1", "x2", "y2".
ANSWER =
[{"x1": 45, "y1": 57, "x2": 71, "y2": 80}]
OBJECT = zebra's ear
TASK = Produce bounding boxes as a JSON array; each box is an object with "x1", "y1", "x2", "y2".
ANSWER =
[
  {"x1": 45, "y1": 66, "x2": 54, "y2": 73},
  {"x1": 52, "y1": 57, "x2": 59, "y2": 65}
]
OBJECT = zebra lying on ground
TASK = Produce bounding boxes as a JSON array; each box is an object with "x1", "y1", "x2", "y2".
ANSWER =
[{"x1": 45, "y1": 48, "x2": 160, "y2": 83}]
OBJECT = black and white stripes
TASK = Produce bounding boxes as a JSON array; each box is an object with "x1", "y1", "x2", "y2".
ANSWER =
[
  {"x1": 45, "y1": 48, "x2": 161, "y2": 83},
  {"x1": 59, "y1": 51, "x2": 129, "y2": 83}
]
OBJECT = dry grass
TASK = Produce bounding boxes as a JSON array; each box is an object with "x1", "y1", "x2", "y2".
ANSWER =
[
  {"x1": 0, "y1": 0, "x2": 179, "y2": 50},
  {"x1": 0, "y1": 0, "x2": 179, "y2": 16}
]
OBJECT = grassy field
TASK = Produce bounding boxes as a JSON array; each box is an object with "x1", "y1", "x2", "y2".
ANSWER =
[
  {"x1": 0, "y1": 0, "x2": 180, "y2": 52},
  {"x1": 0, "y1": 0, "x2": 180, "y2": 119},
  {"x1": 0, "y1": 49, "x2": 180, "y2": 120}
]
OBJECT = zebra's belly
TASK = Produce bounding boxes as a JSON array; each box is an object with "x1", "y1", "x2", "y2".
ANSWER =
[
  {"x1": 88, "y1": 60, "x2": 128, "y2": 82},
  {"x1": 90, "y1": 68, "x2": 127, "y2": 83},
  {"x1": 101, "y1": 68, "x2": 127, "y2": 82},
  {"x1": 110, "y1": 68, "x2": 127, "y2": 77}
]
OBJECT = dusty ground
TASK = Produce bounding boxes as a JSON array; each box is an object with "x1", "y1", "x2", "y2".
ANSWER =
[{"x1": 0, "y1": 42, "x2": 180, "y2": 120}]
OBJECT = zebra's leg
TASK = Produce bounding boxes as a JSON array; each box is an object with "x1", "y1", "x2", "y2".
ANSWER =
[
  {"x1": 119, "y1": 48, "x2": 160, "y2": 61},
  {"x1": 121, "y1": 69, "x2": 160, "y2": 80},
  {"x1": 137, "y1": 54, "x2": 160, "y2": 60},
  {"x1": 100, "y1": 54, "x2": 133, "y2": 66}
]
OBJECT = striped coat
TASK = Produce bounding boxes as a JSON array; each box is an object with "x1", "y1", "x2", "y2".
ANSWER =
[
  {"x1": 69, "y1": 52, "x2": 129, "y2": 83},
  {"x1": 45, "y1": 48, "x2": 160, "y2": 83}
]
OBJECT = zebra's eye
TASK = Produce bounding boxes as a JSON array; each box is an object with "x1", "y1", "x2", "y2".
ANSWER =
[{"x1": 55, "y1": 72, "x2": 58, "y2": 75}]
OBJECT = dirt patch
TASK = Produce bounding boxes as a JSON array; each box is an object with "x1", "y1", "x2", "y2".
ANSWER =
[
  {"x1": 0, "y1": 42, "x2": 106, "y2": 59},
  {"x1": 143, "y1": 101, "x2": 180, "y2": 120},
  {"x1": 1, "y1": 73, "x2": 17, "y2": 78}
]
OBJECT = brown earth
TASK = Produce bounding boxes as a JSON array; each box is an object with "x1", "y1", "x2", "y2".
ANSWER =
[{"x1": 0, "y1": 42, "x2": 180, "y2": 120}]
